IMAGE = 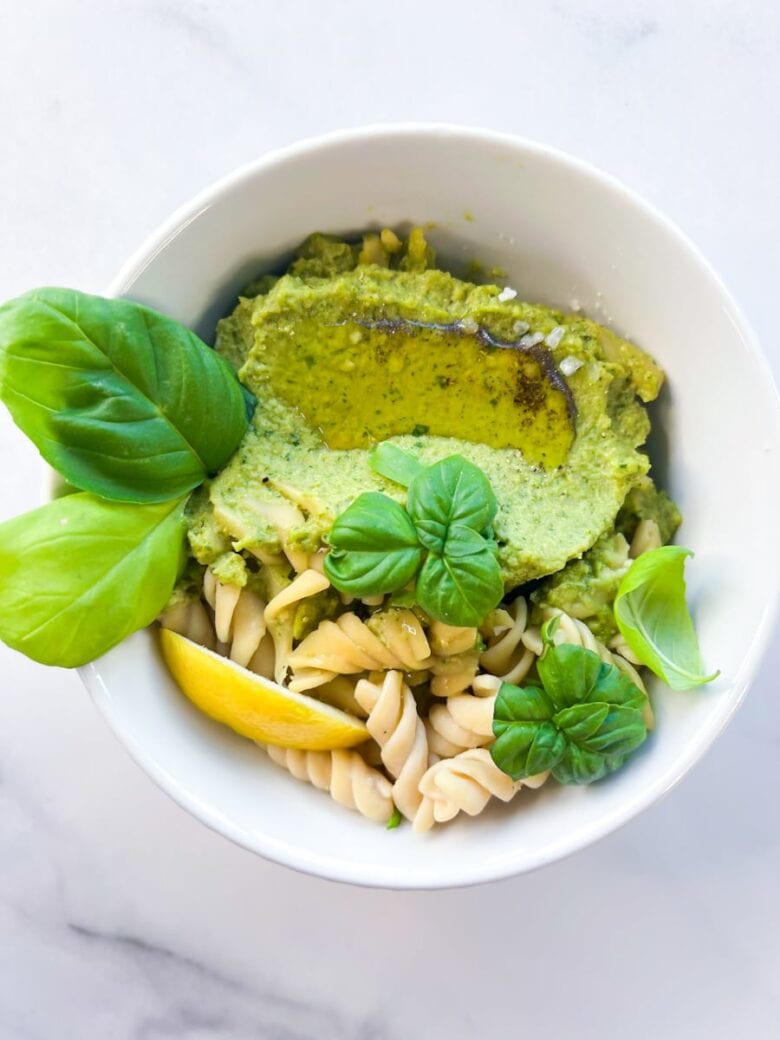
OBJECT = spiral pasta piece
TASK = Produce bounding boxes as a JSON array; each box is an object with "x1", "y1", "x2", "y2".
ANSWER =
[
  {"x1": 413, "y1": 748, "x2": 548, "y2": 832},
  {"x1": 479, "y1": 597, "x2": 536, "y2": 685},
  {"x1": 264, "y1": 568, "x2": 330, "y2": 684},
  {"x1": 354, "y1": 671, "x2": 429, "y2": 820},
  {"x1": 287, "y1": 608, "x2": 426, "y2": 692},
  {"x1": 202, "y1": 568, "x2": 268, "y2": 667},
  {"x1": 428, "y1": 649, "x2": 481, "y2": 697},
  {"x1": 367, "y1": 609, "x2": 432, "y2": 670},
  {"x1": 264, "y1": 745, "x2": 393, "y2": 823},
  {"x1": 425, "y1": 685, "x2": 497, "y2": 757},
  {"x1": 630, "y1": 518, "x2": 662, "y2": 558},
  {"x1": 158, "y1": 598, "x2": 216, "y2": 651},
  {"x1": 428, "y1": 621, "x2": 478, "y2": 657}
]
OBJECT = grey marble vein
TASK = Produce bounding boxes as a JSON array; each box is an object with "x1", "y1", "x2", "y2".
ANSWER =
[{"x1": 64, "y1": 922, "x2": 394, "y2": 1040}]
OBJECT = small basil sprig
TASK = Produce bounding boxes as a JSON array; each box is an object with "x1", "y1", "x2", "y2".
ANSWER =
[
  {"x1": 325, "y1": 449, "x2": 504, "y2": 626},
  {"x1": 491, "y1": 641, "x2": 649, "y2": 784},
  {"x1": 614, "y1": 546, "x2": 718, "y2": 691},
  {"x1": 0, "y1": 288, "x2": 252, "y2": 503}
]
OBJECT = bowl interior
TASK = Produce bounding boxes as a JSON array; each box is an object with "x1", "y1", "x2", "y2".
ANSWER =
[{"x1": 83, "y1": 127, "x2": 780, "y2": 887}]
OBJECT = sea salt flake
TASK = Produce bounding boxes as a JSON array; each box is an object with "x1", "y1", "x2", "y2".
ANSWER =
[
  {"x1": 560, "y1": 355, "x2": 584, "y2": 376},
  {"x1": 497, "y1": 286, "x2": 517, "y2": 302},
  {"x1": 545, "y1": 325, "x2": 565, "y2": 348},
  {"x1": 519, "y1": 332, "x2": 544, "y2": 348}
]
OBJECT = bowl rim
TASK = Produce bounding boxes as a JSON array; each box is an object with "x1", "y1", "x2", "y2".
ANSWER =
[{"x1": 76, "y1": 122, "x2": 780, "y2": 889}]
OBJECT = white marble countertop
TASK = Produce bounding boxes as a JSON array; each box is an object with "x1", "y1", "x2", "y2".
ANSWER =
[{"x1": 1, "y1": 2, "x2": 779, "y2": 1036}]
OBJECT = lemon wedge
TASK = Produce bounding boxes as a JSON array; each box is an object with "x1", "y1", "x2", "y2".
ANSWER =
[{"x1": 159, "y1": 629, "x2": 368, "y2": 750}]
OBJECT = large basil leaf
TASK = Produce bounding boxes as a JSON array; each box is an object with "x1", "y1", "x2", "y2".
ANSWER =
[
  {"x1": 0, "y1": 493, "x2": 186, "y2": 666},
  {"x1": 407, "y1": 455, "x2": 497, "y2": 554},
  {"x1": 614, "y1": 545, "x2": 718, "y2": 691},
  {"x1": 324, "y1": 492, "x2": 423, "y2": 596},
  {"x1": 0, "y1": 288, "x2": 250, "y2": 502},
  {"x1": 416, "y1": 544, "x2": 504, "y2": 627}
]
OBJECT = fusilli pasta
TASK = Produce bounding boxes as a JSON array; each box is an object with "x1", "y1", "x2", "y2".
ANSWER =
[
  {"x1": 479, "y1": 597, "x2": 536, "y2": 685},
  {"x1": 354, "y1": 671, "x2": 429, "y2": 820},
  {"x1": 413, "y1": 748, "x2": 548, "y2": 833},
  {"x1": 629, "y1": 518, "x2": 662, "y2": 558},
  {"x1": 203, "y1": 569, "x2": 267, "y2": 667},
  {"x1": 264, "y1": 744, "x2": 393, "y2": 822},
  {"x1": 425, "y1": 684, "x2": 497, "y2": 758},
  {"x1": 264, "y1": 568, "x2": 330, "y2": 685},
  {"x1": 159, "y1": 597, "x2": 216, "y2": 651}
]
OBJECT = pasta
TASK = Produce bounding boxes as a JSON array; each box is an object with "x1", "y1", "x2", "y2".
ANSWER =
[
  {"x1": 287, "y1": 611, "x2": 413, "y2": 691},
  {"x1": 630, "y1": 517, "x2": 662, "y2": 558},
  {"x1": 354, "y1": 671, "x2": 429, "y2": 820},
  {"x1": 264, "y1": 568, "x2": 331, "y2": 685},
  {"x1": 413, "y1": 748, "x2": 549, "y2": 833},
  {"x1": 264, "y1": 745, "x2": 394, "y2": 823},
  {"x1": 425, "y1": 683, "x2": 497, "y2": 758},
  {"x1": 203, "y1": 568, "x2": 267, "y2": 667},
  {"x1": 479, "y1": 597, "x2": 536, "y2": 685},
  {"x1": 529, "y1": 607, "x2": 648, "y2": 694},
  {"x1": 159, "y1": 572, "x2": 658, "y2": 829},
  {"x1": 159, "y1": 597, "x2": 217, "y2": 651}
]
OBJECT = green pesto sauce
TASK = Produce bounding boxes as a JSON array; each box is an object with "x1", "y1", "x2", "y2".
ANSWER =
[
  {"x1": 257, "y1": 317, "x2": 575, "y2": 467},
  {"x1": 197, "y1": 228, "x2": 668, "y2": 591}
]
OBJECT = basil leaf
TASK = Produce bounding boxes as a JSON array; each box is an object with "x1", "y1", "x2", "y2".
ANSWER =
[
  {"x1": 0, "y1": 288, "x2": 250, "y2": 503},
  {"x1": 491, "y1": 683, "x2": 566, "y2": 779},
  {"x1": 553, "y1": 745, "x2": 616, "y2": 785},
  {"x1": 386, "y1": 807, "x2": 403, "y2": 830},
  {"x1": 537, "y1": 643, "x2": 603, "y2": 708},
  {"x1": 416, "y1": 543, "x2": 504, "y2": 626},
  {"x1": 368, "y1": 442, "x2": 423, "y2": 487},
  {"x1": 579, "y1": 704, "x2": 648, "y2": 756},
  {"x1": 388, "y1": 587, "x2": 417, "y2": 608},
  {"x1": 538, "y1": 644, "x2": 646, "y2": 711},
  {"x1": 614, "y1": 545, "x2": 718, "y2": 690},
  {"x1": 443, "y1": 524, "x2": 490, "y2": 558},
  {"x1": 324, "y1": 492, "x2": 423, "y2": 596},
  {"x1": 491, "y1": 643, "x2": 650, "y2": 784},
  {"x1": 0, "y1": 493, "x2": 186, "y2": 667},
  {"x1": 590, "y1": 660, "x2": 648, "y2": 711},
  {"x1": 407, "y1": 455, "x2": 497, "y2": 553},
  {"x1": 552, "y1": 702, "x2": 610, "y2": 743}
]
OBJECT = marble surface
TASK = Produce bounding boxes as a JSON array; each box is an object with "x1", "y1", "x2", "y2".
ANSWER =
[{"x1": 1, "y1": 1, "x2": 779, "y2": 1036}]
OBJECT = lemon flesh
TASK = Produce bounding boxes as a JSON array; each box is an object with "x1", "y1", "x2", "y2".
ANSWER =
[{"x1": 159, "y1": 628, "x2": 368, "y2": 750}]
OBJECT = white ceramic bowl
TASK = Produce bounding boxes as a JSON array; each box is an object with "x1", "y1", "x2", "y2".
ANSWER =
[{"x1": 81, "y1": 125, "x2": 780, "y2": 888}]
